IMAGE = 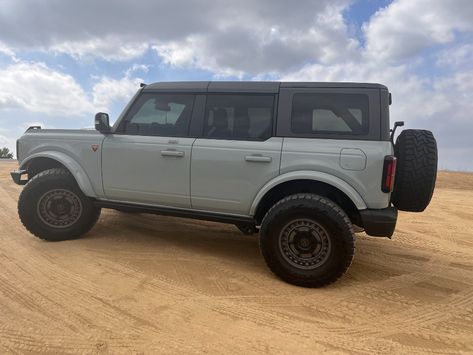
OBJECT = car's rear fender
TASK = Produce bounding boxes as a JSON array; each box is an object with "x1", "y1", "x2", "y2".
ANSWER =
[{"x1": 250, "y1": 171, "x2": 367, "y2": 217}]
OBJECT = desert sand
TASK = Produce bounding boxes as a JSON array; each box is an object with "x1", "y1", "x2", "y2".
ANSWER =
[{"x1": 0, "y1": 160, "x2": 472, "y2": 354}]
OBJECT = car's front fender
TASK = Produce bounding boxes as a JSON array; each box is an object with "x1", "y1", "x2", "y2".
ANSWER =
[{"x1": 19, "y1": 151, "x2": 97, "y2": 197}]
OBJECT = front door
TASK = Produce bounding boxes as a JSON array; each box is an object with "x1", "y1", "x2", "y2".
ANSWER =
[{"x1": 102, "y1": 93, "x2": 196, "y2": 208}]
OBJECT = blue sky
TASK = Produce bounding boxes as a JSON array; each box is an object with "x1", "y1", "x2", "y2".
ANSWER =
[{"x1": 0, "y1": 0, "x2": 472, "y2": 170}]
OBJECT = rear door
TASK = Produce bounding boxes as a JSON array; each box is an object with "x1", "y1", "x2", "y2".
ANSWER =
[
  {"x1": 191, "y1": 94, "x2": 282, "y2": 215},
  {"x1": 102, "y1": 92, "x2": 196, "y2": 208}
]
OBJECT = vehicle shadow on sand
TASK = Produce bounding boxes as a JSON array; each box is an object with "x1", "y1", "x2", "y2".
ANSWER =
[
  {"x1": 84, "y1": 211, "x2": 433, "y2": 286},
  {"x1": 88, "y1": 211, "x2": 262, "y2": 264}
]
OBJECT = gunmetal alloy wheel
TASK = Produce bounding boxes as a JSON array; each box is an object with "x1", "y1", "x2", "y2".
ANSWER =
[
  {"x1": 37, "y1": 189, "x2": 83, "y2": 228},
  {"x1": 18, "y1": 168, "x2": 101, "y2": 241},
  {"x1": 278, "y1": 218, "x2": 331, "y2": 270},
  {"x1": 259, "y1": 193, "x2": 355, "y2": 287}
]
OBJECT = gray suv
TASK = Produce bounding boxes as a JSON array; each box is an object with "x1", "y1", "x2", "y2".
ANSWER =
[{"x1": 11, "y1": 81, "x2": 438, "y2": 287}]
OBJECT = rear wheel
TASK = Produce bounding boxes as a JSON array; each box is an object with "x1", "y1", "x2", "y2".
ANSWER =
[
  {"x1": 18, "y1": 168, "x2": 101, "y2": 241},
  {"x1": 260, "y1": 193, "x2": 355, "y2": 287}
]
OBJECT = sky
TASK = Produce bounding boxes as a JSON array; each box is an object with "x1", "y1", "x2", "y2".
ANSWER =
[{"x1": 0, "y1": 0, "x2": 472, "y2": 170}]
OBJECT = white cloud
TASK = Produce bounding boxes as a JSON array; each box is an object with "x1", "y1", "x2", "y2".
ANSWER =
[
  {"x1": 0, "y1": 62, "x2": 94, "y2": 116},
  {"x1": 0, "y1": 0, "x2": 354, "y2": 74},
  {"x1": 0, "y1": 61, "x2": 143, "y2": 120},
  {"x1": 152, "y1": 37, "x2": 246, "y2": 78},
  {"x1": 153, "y1": 39, "x2": 200, "y2": 68},
  {"x1": 51, "y1": 38, "x2": 149, "y2": 61},
  {"x1": 126, "y1": 64, "x2": 150, "y2": 76},
  {"x1": 363, "y1": 0, "x2": 473, "y2": 62},
  {"x1": 436, "y1": 43, "x2": 473, "y2": 69},
  {"x1": 92, "y1": 74, "x2": 142, "y2": 112},
  {"x1": 0, "y1": 41, "x2": 16, "y2": 59},
  {"x1": 152, "y1": 2, "x2": 357, "y2": 76},
  {"x1": 1, "y1": 0, "x2": 471, "y2": 76}
]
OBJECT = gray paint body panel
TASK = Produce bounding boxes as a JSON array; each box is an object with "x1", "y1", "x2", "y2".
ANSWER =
[
  {"x1": 191, "y1": 137, "x2": 283, "y2": 214},
  {"x1": 280, "y1": 138, "x2": 392, "y2": 209},
  {"x1": 102, "y1": 135, "x2": 195, "y2": 208},
  {"x1": 340, "y1": 148, "x2": 367, "y2": 171},
  {"x1": 17, "y1": 130, "x2": 105, "y2": 197}
]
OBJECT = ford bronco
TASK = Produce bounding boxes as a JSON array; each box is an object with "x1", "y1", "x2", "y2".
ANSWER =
[{"x1": 11, "y1": 81, "x2": 438, "y2": 287}]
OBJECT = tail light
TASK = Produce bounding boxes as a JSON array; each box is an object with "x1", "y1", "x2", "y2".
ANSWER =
[{"x1": 381, "y1": 155, "x2": 397, "y2": 193}]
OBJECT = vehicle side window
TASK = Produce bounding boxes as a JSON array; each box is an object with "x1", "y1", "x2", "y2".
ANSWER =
[
  {"x1": 291, "y1": 93, "x2": 369, "y2": 135},
  {"x1": 204, "y1": 95, "x2": 274, "y2": 140},
  {"x1": 122, "y1": 94, "x2": 195, "y2": 137}
]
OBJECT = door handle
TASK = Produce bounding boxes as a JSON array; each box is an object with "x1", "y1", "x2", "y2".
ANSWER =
[
  {"x1": 161, "y1": 150, "x2": 185, "y2": 157},
  {"x1": 245, "y1": 155, "x2": 272, "y2": 163}
]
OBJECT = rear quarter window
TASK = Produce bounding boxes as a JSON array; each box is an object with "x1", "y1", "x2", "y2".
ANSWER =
[{"x1": 291, "y1": 93, "x2": 369, "y2": 135}]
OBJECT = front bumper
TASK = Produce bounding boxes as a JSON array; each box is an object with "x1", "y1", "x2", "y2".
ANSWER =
[
  {"x1": 10, "y1": 169, "x2": 28, "y2": 185},
  {"x1": 359, "y1": 207, "x2": 398, "y2": 238}
]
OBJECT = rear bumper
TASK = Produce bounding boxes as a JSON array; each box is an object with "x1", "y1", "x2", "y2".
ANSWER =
[
  {"x1": 360, "y1": 207, "x2": 398, "y2": 238},
  {"x1": 10, "y1": 169, "x2": 28, "y2": 185}
]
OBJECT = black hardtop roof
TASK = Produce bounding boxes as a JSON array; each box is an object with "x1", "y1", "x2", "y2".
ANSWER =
[{"x1": 143, "y1": 81, "x2": 387, "y2": 93}]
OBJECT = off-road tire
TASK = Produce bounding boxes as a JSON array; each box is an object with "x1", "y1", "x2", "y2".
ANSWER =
[
  {"x1": 392, "y1": 129, "x2": 438, "y2": 212},
  {"x1": 18, "y1": 168, "x2": 101, "y2": 241},
  {"x1": 260, "y1": 194, "x2": 355, "y2": 287}
]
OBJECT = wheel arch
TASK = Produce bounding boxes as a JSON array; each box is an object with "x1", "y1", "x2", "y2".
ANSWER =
[
  {"x1": 20, "y1": 152, "x2": 97, "y2": 197},
  {"x1": 251, "y1": 171, "x2": 366, "y2": 224}
]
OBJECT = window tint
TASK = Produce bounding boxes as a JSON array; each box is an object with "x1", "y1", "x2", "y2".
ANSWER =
[
  {"x1": 291, "y1": 93, "x2": 369, "y2": 135},
  {"x1": 204, "y1": 95, "x2": 274, "y2": 140},
  {"x1": 122, "y1": 94, "x2": 194, "y2": 136}
]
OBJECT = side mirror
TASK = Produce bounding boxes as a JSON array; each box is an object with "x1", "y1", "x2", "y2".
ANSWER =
[{"x1": 95, "y1": 112, "x2": 110, "y2": 133}]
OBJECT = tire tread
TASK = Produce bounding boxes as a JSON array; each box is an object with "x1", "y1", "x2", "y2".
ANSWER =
[
  {"x1": 260, "y1": 193, "x2": 355, "y2": 287},
  {"x1": 18, "y1": 168, "x2": 100, "y2": 241},
  {"x1": 392, "y1": 130, "x2": 438, "y2": 212}
]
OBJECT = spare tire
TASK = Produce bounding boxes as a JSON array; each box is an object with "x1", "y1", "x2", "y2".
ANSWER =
[{"x1": 391, "y1": 129, "x2": 438, "y2": 212}]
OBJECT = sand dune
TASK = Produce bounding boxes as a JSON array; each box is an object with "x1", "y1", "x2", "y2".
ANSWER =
[{"x1": 0, "y1": 160, "x2": 472, "y2": 354}]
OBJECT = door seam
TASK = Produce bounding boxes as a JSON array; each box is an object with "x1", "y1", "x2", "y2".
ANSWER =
[{"x1": 189, "y1": 138, "x2": 197, "y2": 209}]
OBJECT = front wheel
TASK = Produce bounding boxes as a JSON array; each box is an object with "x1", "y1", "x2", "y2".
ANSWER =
[
  {"x1": 259, "y1": 194, "x2": 355, "y2": 287},
  {"x1": 18, "y1": 168, "x2": 101, "y2": 241}
]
